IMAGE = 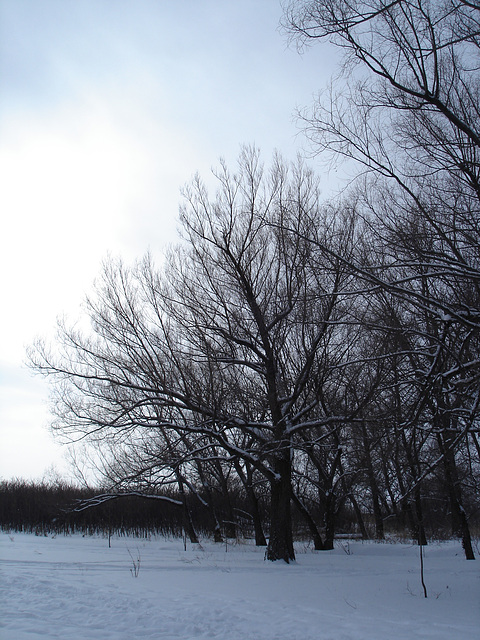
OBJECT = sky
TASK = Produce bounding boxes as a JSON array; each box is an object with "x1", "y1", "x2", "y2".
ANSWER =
[{"x1": 0, "y1": 0, "x2": 337, "y2": 482}]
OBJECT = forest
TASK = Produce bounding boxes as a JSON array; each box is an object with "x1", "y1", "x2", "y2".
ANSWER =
[{"x1": 20, "y1": 0, "x2": 480, "y2": 563}]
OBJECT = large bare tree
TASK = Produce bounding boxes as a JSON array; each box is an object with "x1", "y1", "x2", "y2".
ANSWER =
[
  {"x1": 283, "y1": 0, "x2": 480, "y2": 558},
  {"x1": 30, "y1": 148, "x2": 362, "y2": 561}
]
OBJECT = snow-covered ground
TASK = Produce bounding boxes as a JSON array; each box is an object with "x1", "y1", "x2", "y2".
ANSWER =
[{"x1": 1, "y1": 532, "x2": 478, "y2": 640}]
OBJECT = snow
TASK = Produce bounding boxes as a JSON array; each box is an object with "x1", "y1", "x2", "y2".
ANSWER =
[{"x1": 1, "y1": 533, "x2": 478, "y2": 640}]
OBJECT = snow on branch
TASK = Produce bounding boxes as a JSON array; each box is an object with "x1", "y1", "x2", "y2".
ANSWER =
[{"x1": 67, "y1": 491, "x2": 183, "y2": 513}]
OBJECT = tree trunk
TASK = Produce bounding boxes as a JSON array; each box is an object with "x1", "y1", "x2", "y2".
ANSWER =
[
  {"x1": 177, "y1": 476, "x2": 199, "y2": 544},
  {"x1": 266, "y1": 457, "x2": 295, "y2": 562},
  {"x1": 361, "y1": 423, "x2": 385, "y2": 540},
  {"x1": 292, "y1": 492, "x2": 324, "y2": 550},
  {"x1": 396, "y1": 433, "x2": 428, "y2": 546},
  {"x1": 323, "y1": 490, "x2": 336, "y2": 550},
  {"x1": 213, "y1": 457, "x2": 237, "y2": 539},
  {"x1": 195, "y1": 462, "x2": 223, "y2": 543},
  {"x1": 439, "y1": 433, "x2": 475, "y2": 560},
  {"x1": 233, "y1": 460, "x2": 267, "y2": 546},
  {"x1": 414, "y1": 486, "x2": 428, "y2": 547},
  {"x1": 348, "y1": 493, "x2": 369, "y2": 539},
  {"x1": 338, "y1": 451, "x2": 368, "y2": 539},
  {"x1": 249, "y1": 487, "x2": 267, "y2": 547}
]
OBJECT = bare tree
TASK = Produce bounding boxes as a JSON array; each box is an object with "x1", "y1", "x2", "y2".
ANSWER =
[
  {"x1": 30, "y1": 148, "x2": 363, "y2": 562},
  {"x1": 283, "y1": 0, "x2": 480, "y2": 557}
]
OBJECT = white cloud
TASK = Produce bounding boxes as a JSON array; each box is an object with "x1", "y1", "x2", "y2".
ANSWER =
[
  {"x1": 0, "y1": 101, "x2": 188, "y2": 480},
  {"x1": 1, "y1": 108, "x2": 134, "y2": 349},
  {"x1": 0, "y1": 373, "x2": 65, "y2": 481},
  {"x1": 0, "y1": 0, "x2": 339, "y2": 480}
]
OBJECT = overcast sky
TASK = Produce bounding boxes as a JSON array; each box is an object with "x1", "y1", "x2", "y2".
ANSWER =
[{"x1": 0, "y1": 0, "x2": 337, "y2": 482}]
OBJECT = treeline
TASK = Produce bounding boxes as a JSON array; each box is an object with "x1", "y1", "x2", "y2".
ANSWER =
[
  {"x1": 27, "y1": 0, "x2": 480, "y2": 562},
  {"x1": 0, "y1": 480, "x2": 181, "y2": 537},
  {"x1": 0, "y1": 479, "x2": 236, "y2": 539},
  {"x1": 1, "y1": 468, "x2": 478, "y2": 545}
]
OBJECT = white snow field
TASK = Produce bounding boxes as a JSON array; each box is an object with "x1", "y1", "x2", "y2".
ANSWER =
[{"x1": 1, "y1": 533, "x2": 478, "y2": 640}]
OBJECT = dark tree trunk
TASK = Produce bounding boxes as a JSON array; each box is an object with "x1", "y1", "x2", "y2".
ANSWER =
[
  {"x1": 266, "y1": 457, "x2": 295, "y2": 562},
  {"x1": 393, "y1": 446, "x2": 419, "y2": 541},
  {"x1": 439, "y1": 433, "x2": 475, "y2": 560},
  {"x1": 361, "y1": 423, "x2": 385, "y2": 540},
  {"x1": 292, "y1": 492, "x2": 324, "y2": 550},
  {"x1": 234, "y1": 460, "x2": 267, "y2": 546},
  {"x1": 382, "y1": 456, "x2": 400, "y2": 521},
  {"x1": 213, "y1": 457, "x2": 237, "y2": 539},
  {"x1": 246, "y1": 482, "x2": 267, "y2": 547},
  {"x1": 249, "y1": 487, "x2": 267, "y2": 547},
  {"x1": 348, "y1": 493, "x2": 369, "y2": 539},
  {"x1": 177, "y1": 476, "x2": 198, "y2": 544},
  {"x1": 323, "y1": 491, "x2": 336, "y2": 550},
  {"x1": 414, "y1": 486, "x2": 428, "y2": 547},
  {"x1": 195, "y1": 462, "x2": 223, "y2": 543},
  {"x1": 223, "y1": 519, "x2": 237, "y2": 540},
  {"x1": 397, "y1": 428, "x2": 428, "y2": 545},
  {"x1": 459, "y1": 509, "x2": 475, "y2": 560},
  {"x1": 338, "y1": 450, "x2": 368, "y2": 539},
  {"x1": 399, "y1": 499, "x2": 417, "y2": 539},
  {"x1": 371, "y1": 484, "x2": 385, "y2": 539},
  {"x1": 182, "y1": 504, "x2": 199, "y2": 544}
]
